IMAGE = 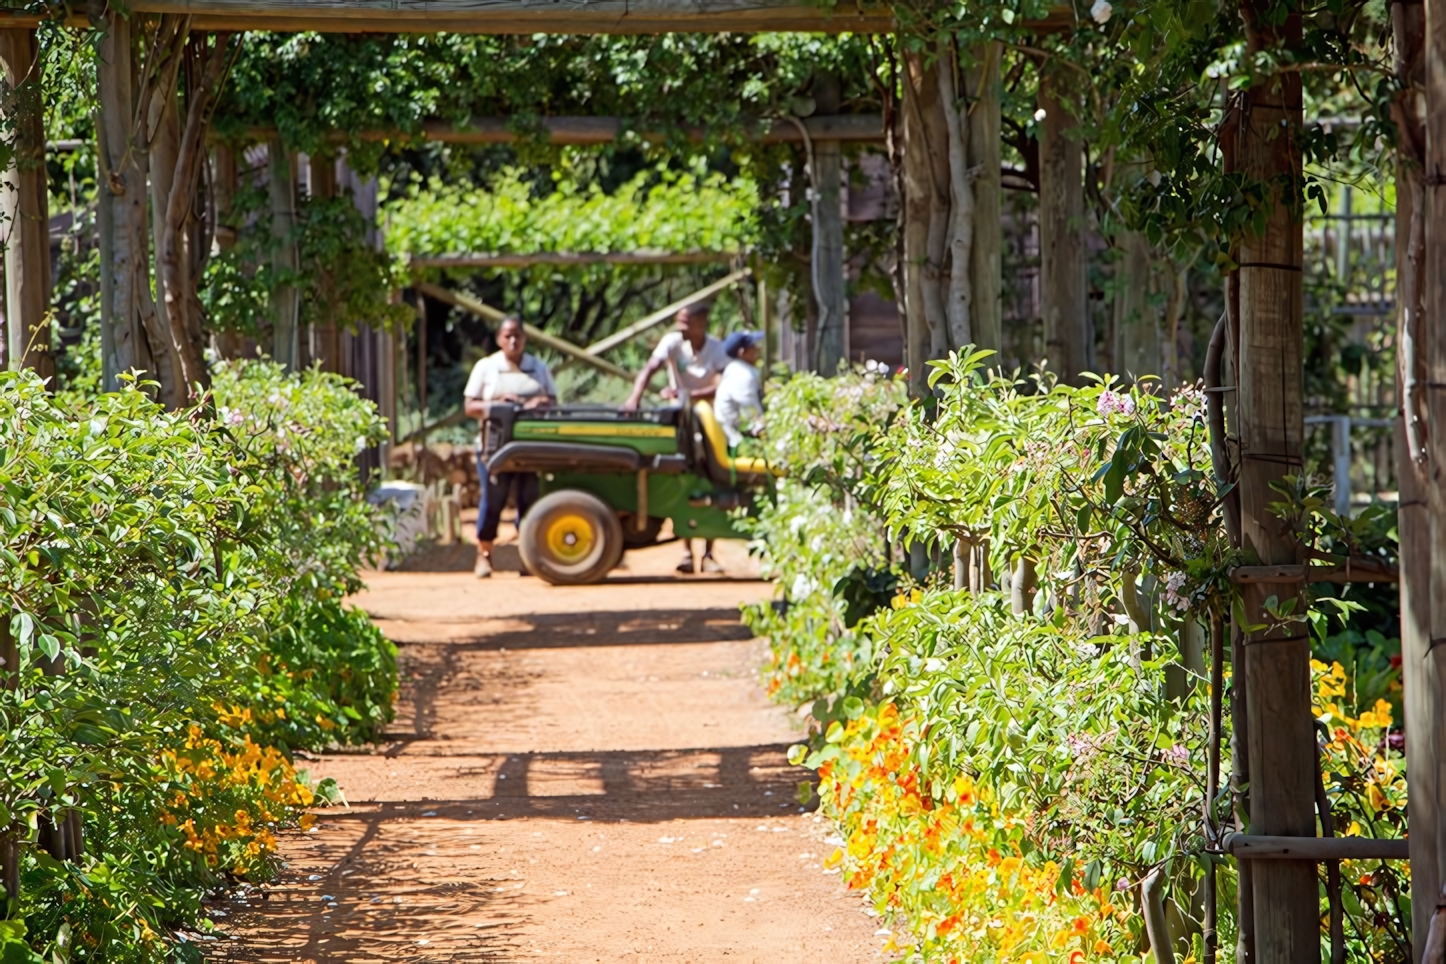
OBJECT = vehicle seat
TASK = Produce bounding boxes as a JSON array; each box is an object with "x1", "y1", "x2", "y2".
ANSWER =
[{"x1": 691, "y1": 400, "x2": 778, "y2": 486}]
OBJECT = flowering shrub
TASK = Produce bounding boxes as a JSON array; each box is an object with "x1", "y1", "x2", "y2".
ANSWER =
[
  {"x1": 809, "y1": 702, "x2": 1138, "y2": 961},
  {"x1": 159, "y1": 727, "x2": 319, "y2": 877},
  {"x1": 747, "y1": 355, "x2": 1404, "y2": 961},
  {"x1": 0, "y1": 362, "x2": 396, "y2": 961}
]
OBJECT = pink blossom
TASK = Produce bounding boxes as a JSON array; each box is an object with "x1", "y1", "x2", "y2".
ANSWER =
[
  {"x1": 1097, "y1": 390, "x2": 1136, "y2": 417},
  {"x1": 1162, "y1": 571, "x2": 1190, "y2": 613}
]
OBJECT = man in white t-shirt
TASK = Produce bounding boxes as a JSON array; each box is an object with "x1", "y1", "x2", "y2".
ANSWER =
[
  {"x1": 620, "y1": 301, "x2": 729, "y2": 411},
  {"x1": 620, "y1": 301, "x2": 729, "y2": 573},
  {"x1": 463, "y1": 316, "x2": 557, "y2": 578}
]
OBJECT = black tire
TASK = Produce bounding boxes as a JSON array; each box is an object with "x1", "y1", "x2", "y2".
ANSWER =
[{"x1": 519, "y1": 489, "x2": 625, "y2": 586}]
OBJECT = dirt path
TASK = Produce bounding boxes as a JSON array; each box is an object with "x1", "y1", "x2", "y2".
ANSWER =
[{"x1": 215, "y1": 540, "x2": 881, "y2": 963}]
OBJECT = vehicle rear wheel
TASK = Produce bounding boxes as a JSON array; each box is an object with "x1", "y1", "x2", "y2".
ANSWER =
[{"x1": 519, "y1": 489, "x2": 625, "y2": 586}]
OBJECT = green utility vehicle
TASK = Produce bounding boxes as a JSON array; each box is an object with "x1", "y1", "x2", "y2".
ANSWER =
[{"x1": 484, "y1": 400, "x2": 774, "y2": 585}]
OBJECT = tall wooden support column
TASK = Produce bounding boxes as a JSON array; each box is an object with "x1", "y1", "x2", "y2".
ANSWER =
[
  {"x1": 1113, "y1": 231, "x2": 1161, "y2": 381},
  {"x1": 1235, "y1": 3, "x2": 1317, "y2": 961},
  {"x1": 309, "y1": 154, "x2": 345, "y2": 374},
  {"x1": 812, "y1": 72, "x2": 846, "y2": 374},
  {"x1": 1422, "y1": 5, "x2": 1446, "y2": 956},
  {"x1": 0, "y1": 28, "x2": 52, "y2": 380},
  {"x1": 1390, "y1": 1, "x2": 1440, "y2": 953},
  {"x1": 1038, "y1": 70, "x2": 1089, "y2": 386},
  {"x1": 965, "y1": 42, "x2": 1002, "y2": 356},
  {"x1": 813, "y1": 139, "x2": 845, "y2": 373},
  {"x1": 269, "y1": 138, "x2": 300, "y2": 369}
]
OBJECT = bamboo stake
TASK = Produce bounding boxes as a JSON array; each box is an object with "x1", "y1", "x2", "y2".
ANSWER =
[{"x1": 1202, "y1": 612, "x2": 1224, "y2": 964}]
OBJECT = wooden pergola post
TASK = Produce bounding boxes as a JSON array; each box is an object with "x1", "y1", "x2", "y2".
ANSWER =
[
  {"x1": 1234, "y1": 2, "x2": 1318, "y2": 960},
  {"x1": 1037, "y1": 68, "x2": 1089, "y2": 386},
  {"x1": 269, "y1": 138, "x2": 300, "y2": 370},
  {"x1": 812, "y1": 73, "x2": 847, "y2": 374},
  {"x1": 0, "y1": 27, "x2": 52, "y2": 380},
  {"x1": 1420, "y1": 2, "x2": 1446, "y2": 956}
]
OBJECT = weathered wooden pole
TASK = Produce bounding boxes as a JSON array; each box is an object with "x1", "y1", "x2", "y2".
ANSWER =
[
  {"x1": 1037, "y1": 68, "x2": 1090, "y2": 386},
  {"x1": 269, "y1": 137, "x2": 300, "y2": 369},
  {"x1": 1421, "y1": 2, "x2": 1446, "y2": 957},
  {"x1": 1113, "y1": 230, "x2": 1160, "y2": 381},
  {"x1": 308, "y1": 154, "x2": 345, "y2": 373},
  {"x1": 1235, "y1": 2, "x2": 1318, "y2": 960},
  {"x1": 0, "y1": 27, "x2": 53, "y2": 381},
  {"x1": 812, "y1": 73, "x2": 847, "y2": 374}
]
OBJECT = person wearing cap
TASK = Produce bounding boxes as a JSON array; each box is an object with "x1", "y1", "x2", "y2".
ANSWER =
[
  {"x1": 463, "y1": 316, "x2": 557, "y2": 578},
  {"x1": 715, "y1": 330, "x2": 766, "y2": 454},
  {"x1": 621, "y1": 301, "x2": 730, "y2": 574},
  {"x1": 620, "y1": 301, "x2": 729, "y2": 413}
]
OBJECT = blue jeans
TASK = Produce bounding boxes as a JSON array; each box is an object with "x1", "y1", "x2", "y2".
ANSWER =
[{"x1": 475, "y1": 457, "x2": 539, "y2": 542}]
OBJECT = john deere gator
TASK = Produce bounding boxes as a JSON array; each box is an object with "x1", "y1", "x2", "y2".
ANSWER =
[{"x1": 483, "y1": 400, "x2": 773, "y2": 585}]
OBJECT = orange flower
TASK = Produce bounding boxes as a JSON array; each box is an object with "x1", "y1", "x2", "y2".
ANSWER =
[{"x1": 1072, "y1": 915, "x2": 1091, "y2": 934}]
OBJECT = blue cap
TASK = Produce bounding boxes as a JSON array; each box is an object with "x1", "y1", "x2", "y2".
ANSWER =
[{"x1": 723, "y1": 330, "x2": 765, "y2": 358}]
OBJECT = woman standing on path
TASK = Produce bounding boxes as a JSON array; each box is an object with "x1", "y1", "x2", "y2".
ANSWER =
[{"x1": 463, "y1": 316, "x2": 556, "y2": 578}]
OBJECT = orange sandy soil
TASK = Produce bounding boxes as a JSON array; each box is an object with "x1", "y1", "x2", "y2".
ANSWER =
[{"x1": 211, "y1": 538, "x2": 884, "y2": 963}]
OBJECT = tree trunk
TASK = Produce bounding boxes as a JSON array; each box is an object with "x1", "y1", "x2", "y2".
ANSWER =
[
  {"x1": 269, "y1": 138, "x2": 301, "y2": 369},
  {"x1": 1235, "y1": 3, "x2": 1318, "y2": 960},
  {"x1": 148, "y1": 79, "x2": 186, "y2": 400},
  {"x1": 1038, "y1": 70, "x2": 1090, "y2": 386},
  {"x1": 899, "y1": 44, "x2": 952, "y2": 397},
  {"x1": 94, "y1": 10, "x2": 190, "y2": 402},
  {"x1": 938, "y1": 40, "x2": 975, "y2": 351},
  {"x1": 1112, "y1": 230, "x2": 1160, "y2": 382},
  {"x1": 155, "y1": 32, "x2": 229, "y2": 403},
  {"x1": 0, "y1": 28, "x2": 53, "y2": 381},
  {"x1": 965, "y1": 41, "x2": 1002, "y2": 356}
]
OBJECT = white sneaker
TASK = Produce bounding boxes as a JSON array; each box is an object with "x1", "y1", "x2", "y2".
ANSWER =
[{"x1": 474, "y1": 553, "x2": 493, "y2": 579}]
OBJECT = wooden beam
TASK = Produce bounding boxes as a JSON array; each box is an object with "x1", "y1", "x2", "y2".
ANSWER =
[
  {"x1": 1230, "y1": 562, "x2": 1399, "y2": 584},
  {"x1": 1224, "y1": 833, "x2": 1409, "y2": 861},
  {"x1": 4, "y1": 3, "x2": 1078, "y2": 33},
  {"x1": 414, "y1": 281, "x2": 630, "y2": 380},
  {"x1": 235, "y1": 114, "x2": 884, "y2": 147},
  {"x1": 583, "y1": 268, "x2": 751, "y2": 356},
  {"x1": 101, "y1": 0, "x2": 893, "y2": 34},
  {"x1": 412, "y1": 251, "x2": 737, "y2": 269}
]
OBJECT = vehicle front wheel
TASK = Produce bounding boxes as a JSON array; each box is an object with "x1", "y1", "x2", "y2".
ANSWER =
[{"x1": 519, "y1": 489, "x2": 625, "y2": 586}]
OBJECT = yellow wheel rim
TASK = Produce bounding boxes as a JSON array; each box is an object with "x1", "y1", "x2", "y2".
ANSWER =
[{"x1": 544, "y1": 512, "x2": 597, "y2": 564}]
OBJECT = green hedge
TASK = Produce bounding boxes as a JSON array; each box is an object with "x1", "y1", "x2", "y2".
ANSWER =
[
  {"x1": 0, "y1": 361, "x2": 398, "y2": 961},
  {"x1": 744, "y1": 359, "x2": 1407, "y2": 962}
]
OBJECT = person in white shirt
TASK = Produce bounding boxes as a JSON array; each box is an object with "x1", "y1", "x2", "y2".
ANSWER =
[
  {"x1": 463, "y1": 316, "x2": 557, "y2": 578},
  {"x1": 620, "y1": 301, "x2": 730, "y2": 573},
  {"x1": 715, "y1": 330, "x2": 765, "y2": 452},
  {"x1": 620, "y1": 301, "x2": 729, "y2": 411}
]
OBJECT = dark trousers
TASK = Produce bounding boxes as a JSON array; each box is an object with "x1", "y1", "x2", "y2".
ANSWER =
[{"x1": 475, "y1": 458, "x2": 539, "y2": 542}]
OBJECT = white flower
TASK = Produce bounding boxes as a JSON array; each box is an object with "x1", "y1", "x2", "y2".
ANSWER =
[
  {"x1": 1033, "y1": 108, "x2": 1048, "y2": 123},
  {"x1": 1090, "y1": 0, "x2": 1112, "y2": 23}
]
